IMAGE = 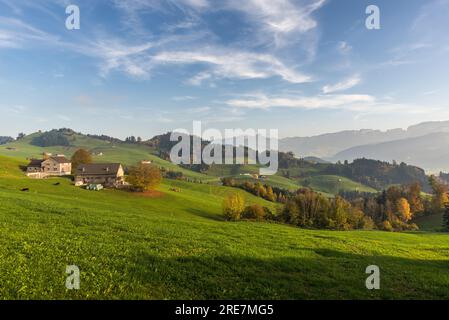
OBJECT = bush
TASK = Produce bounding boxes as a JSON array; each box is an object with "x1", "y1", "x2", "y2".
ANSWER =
[
  {"x1": 223, "y1": 193, "x2": 245, "y2": 221},
  {"x1": 242, "y1": 204, "x2": 265, "y2": 220},
  {"x1": 362, "y1": 216, "x2": 376, "y2": 230},
  {"x1": 381, "y1": 220, "x2": 393, "y2": 232},
  {"x1": 407, "y1": 223, "x2": 419, "y2": 231}
]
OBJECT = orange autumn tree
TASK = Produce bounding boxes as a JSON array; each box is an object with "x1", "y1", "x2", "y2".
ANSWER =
[{"x1": 397, "y1": 197, "x2": 412, "y2": 222}]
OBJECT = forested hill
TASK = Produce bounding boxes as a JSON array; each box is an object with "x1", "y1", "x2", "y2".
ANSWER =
[{"x1": 277, "y1": 152, "x2": 430, "y2": 192}]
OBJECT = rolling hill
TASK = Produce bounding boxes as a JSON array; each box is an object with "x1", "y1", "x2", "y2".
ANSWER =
[
  {"x1": 0, "y1": 129, "x2": 379, "y2": 195},
  {"x1": 0, "y1": 154, "x2": 449, "y2": 299},
  {"x1": 0, "y1": 130, "x2": 215, "y2": 181}
]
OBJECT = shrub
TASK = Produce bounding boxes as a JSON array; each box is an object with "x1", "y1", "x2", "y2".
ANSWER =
[
  {"x1": 223, "y1": 193, "x2": 245, "y2": 221},
  {"x1": 381, "y1": 220, "x2": 393, "y2": 232},
  {"x1": 362, "y1": 216, "x2": 376, "y2": 230},
  {"x1": 242, "y1": 204, "x2": 265, "y2": 220},
  {"x1": 408, "y1": 223, "x2": 419, "y2": 231}
]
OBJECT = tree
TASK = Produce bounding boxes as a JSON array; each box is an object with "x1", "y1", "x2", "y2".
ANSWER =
[
  {"x1": 265, "y1": 186, "x2": 276, "y2": 202},
  {"x1": 396, "y1": 198, "x2": 412, "y2": 222},
  {"x1": 243, "y1": 204, "x2": 265, "y2": 220},
  {"x1": 127, "y1": 163, "x2": 162, "y2": 192},
  {"x1": 281, "y1": 199, "x2": 300, "y2": 225},
  {"x1": 31, "y1": 131, "x2": 69, "y2": 147},
  {"x1": 223, "y1": 193, "x2": 245, "y2": 221},
  {"x1": 429, "y1": 175, "x2": 449, "y2": 214},
  {"x1": 443, "y1": 204, "x2": 449, "y2": 231},
  {"x1": 71, "y1": 149, "x2": 92, "y2": 173},
  {"x1": 406, "y1": 182, "x2": 424, "y2": 214},
  {"x1": 16, "y1": 132, "x2": 26, "y2": 140}
]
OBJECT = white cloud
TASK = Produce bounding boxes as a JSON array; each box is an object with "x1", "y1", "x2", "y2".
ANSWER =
[
  {"x1": 322, "y1": 75, "x2": 361, "y2": 94},
  {"x1": 172, "y1": 96, "x2": 197, "y2": 101},
  {"x1": 225, "y1": 93, "x2": 375, "y2": 110},
  {"x1": 0, "y1": 2, "x2": 318, "y2": 84},
  {"x1": 77, "y1": 39, "x2": 154, "y2": 78},
  {"x1": 154, "y1": 49, "x2": 311, "y2": 84},
  {"x1": 0, "y1": 17, "x2": 59, "y2": 48},
  {"x1": 226, "y1": 0, "x2": 325, "y2": 47}
]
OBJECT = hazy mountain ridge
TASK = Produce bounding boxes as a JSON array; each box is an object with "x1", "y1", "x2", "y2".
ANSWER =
[
  {"x1": 279, "y1": 120, "x2": 449, "y2": 172},
  {"x1": 333, "y1": 132, "x2": 449, "y2": 173}
]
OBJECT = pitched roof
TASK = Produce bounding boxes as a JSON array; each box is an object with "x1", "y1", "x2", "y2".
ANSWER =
[
  {"x1": 49, "y1": 156, "x2": 70, "y2": 164},
  {"x1": 76, "y1": 163, "x2": 122, "y2": 176},
  {"x1": 27, "y1": 159, "x2": 43, "y2": 167}
]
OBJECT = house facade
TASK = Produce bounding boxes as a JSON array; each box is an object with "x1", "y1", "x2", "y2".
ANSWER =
[
  {"x1": 26, "y1": 156, "x2": 71, "y2": 178},
  {"x1": 74, "y1": 163, "x2": 125, "y2": 187}
]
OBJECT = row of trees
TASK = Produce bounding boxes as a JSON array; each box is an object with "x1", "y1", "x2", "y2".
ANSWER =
[
  {"x1": 31, "y1": 130, "x2": 70, "y2": 147},
  {"x1": 222, "y1": 193, "x2": 273, "y2": 221},
  {"x1": 221, "y1": 178, "x2": 278, "y2": 202},
  {"x1": 0, "y1": 136, "x2": 14, "y2": 145},
  {"x1": 124, "y1": 136, "x2": 143, "y2": 143},
  {"x1": 223, "y1": 176, "x2": 449, "y2": 232},
  {"x1": 276, "y1": 152, "x2": 430, "y2": 192}
]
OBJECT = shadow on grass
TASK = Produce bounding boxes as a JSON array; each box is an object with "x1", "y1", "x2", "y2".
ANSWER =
[
  {"x1": 126, "y1": 249, "x2": 449, "y2": 300},
  {"x1": 185, "y1": 208, "x2": 225, "y2": 222}
]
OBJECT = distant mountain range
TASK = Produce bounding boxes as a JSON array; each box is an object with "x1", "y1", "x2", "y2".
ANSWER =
[{"x1": 279, "y1": 120, "x2": 449, "y2": 173}]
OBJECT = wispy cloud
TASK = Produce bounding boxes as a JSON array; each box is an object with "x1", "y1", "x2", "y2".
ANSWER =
[
  {"x1": 0, "y1": 1, "x2": 320, "y2": 84},
  {"x1": 154, "y1": 49, "x2": 311, "y2": 84},
  {"x1": 172, "y1": 95, "x2": 197, "y2": 101},
  {"x1": 225, "y1": 92, "x2": 375, "y2": 110},
  {"x1": 0, "y1": 17, "x2": 59, "y2": 48},
  {"x1": 322, "y1": 75, "x2": 361, "y2": 94},
  {"x1": 226, "y1": 0, "x2": 326, "y2": 48},
  {"x1": 85, "y1": 40, "x2": 154, "y2": 78}
]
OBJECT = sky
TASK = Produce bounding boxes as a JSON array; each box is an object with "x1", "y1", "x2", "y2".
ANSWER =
[{"x1": 0, "y1": 0, "x2": 448, "y2": 139}]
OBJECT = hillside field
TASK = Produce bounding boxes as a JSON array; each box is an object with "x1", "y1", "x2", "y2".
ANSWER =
[
  {"x1": 0, "y1": 132, "x2": 378, "y2": 195},
  {"x1": 0, "y1": 155, "x2": 449, "y2": 299}
]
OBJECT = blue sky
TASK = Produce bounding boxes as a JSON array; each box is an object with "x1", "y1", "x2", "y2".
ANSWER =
[{"x1": 0, "y1": 0, "x2": 448, "y2": 139}]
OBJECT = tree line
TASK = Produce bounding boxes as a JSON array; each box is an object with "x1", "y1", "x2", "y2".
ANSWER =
[{"x1": 223, "y1": 176, "x2": 449, "y2": 232}]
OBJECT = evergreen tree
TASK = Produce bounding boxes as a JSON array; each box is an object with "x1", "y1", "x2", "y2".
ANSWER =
[{"x1": 443, "y1": 204, "x2": 449, "y2": 231}]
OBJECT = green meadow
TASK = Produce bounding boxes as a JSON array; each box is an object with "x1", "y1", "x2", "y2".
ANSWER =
[{"x1": 1, "y1": 155, "x2": 449, "y2": 300}]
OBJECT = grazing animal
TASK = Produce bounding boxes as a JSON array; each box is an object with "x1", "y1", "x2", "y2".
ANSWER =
[{"x1": 21, "y1": 188, "x2": 30, "y2": 192}]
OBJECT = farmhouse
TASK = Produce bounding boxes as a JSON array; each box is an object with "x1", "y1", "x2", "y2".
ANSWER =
[
  {"x1": 26, "y1": 155, "x2": 72, "y2": 178},
  {"x1": 74, "y1": 163, "x2": 125, "y2": 187}
]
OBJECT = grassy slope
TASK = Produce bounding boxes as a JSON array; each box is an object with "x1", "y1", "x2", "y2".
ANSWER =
[
  {"x1": 0, "y1": 155, "x2": 449, "y2": 299},
  {"x1": 0, "y1": 134, "x2": 213, "y2": 181},
  {"x1": 0, "y1": 134, "x2": 377, "y2": 194},
  {"x1": 307, "y1": 175, "x2": 377, "y2": 194}
]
